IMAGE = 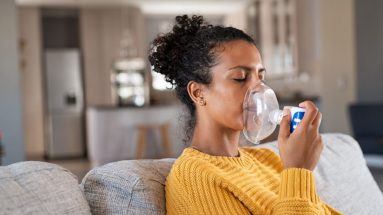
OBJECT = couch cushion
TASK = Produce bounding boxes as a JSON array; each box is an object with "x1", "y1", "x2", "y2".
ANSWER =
[
  {"x1": 81, "y1": 133, "x2": 383, "y2": 215},
  {"x1": 81, "y1": 159, "x2": 174, "y2": 215},
  {"x1": 254, "y1": 133, "x2": 383, "y2": 214},
  {"x1": 0, "y1": 161, "x2": 91, "y2": 215}
]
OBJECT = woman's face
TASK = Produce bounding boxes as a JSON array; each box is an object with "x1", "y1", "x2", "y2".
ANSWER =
[{"x1": 203, "y1": 39, "x2": 265, "y2": 131}]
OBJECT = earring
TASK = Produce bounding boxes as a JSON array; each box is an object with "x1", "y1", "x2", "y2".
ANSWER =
[{"x1": 199, "y1": 99, "x2": 206, "y2": 106}]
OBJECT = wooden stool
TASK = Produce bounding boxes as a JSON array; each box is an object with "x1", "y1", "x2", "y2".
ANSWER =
[{"x1": 135, "y1": 123, "x2": 173, "y2": 159}]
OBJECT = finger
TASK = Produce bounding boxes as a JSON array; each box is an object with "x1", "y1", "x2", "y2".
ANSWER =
[
  {"x1": 311, "y1": 111, "x2": 322, "y2": 131},
  {"x1": 278, "y1": 108, "x2": 291, "y2": 141},
  {"x1": 318, "y1": 135, "x2": 324, "y2": 150},
  {"x1": 314, "y1": 134, "x2": 324, "y2": 151},
  {"x1": 298, "y1": 101, "x2": 319, "y2": 127}
]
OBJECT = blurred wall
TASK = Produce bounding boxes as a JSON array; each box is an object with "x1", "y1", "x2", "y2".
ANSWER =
[
  {"x1": 224, "y1": 5, "x2": 247, "y2": 30},
  {"x1": 19, "y1": 7, "x2": 45, "y2": 159},
  {"x1": 317, "y1": 0, "x2": 356, "y2": 134},
  {"x1": 0, "y1": 0, "x2": 25, "y2": 164},
  {"x1": 355, "y1": 0, "x2": 383, "y2": 102}
]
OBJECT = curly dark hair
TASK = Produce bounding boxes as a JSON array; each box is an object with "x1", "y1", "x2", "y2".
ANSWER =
[{"x1": 148, "y1": 15, "x2": 256, "y2": 143}]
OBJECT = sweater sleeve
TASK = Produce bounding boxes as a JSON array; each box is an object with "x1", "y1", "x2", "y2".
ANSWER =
[
  {"x1": 273, "y1": 168, "x2": 342, "y2": 214},
  {"x1": 165, "y1": 163, "x2": 251, "y2": 215}
]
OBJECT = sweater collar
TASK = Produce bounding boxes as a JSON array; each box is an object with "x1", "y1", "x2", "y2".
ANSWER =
[{"x1": 184, "y1": 147, "x2": 252, "y2": 166}]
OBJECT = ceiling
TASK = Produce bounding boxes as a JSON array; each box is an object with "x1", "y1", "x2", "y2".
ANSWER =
[{"x1": 16, "y1": 0, "x2": 249, "y2": 15}]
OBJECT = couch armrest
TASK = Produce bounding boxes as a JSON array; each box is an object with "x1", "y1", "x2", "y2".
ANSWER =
[
  {"x1": 255, "y1": 133, "x2": 383, "y2": 214},
  {"x1": 0, "y1": 161, "x2": 91, "y2": 214},
  {"x1": 81, "y1": 159, "x2": 174, "y2": 215},
  {"x1": 314, "y1": 133, "x2": 383, "y2": 213}
]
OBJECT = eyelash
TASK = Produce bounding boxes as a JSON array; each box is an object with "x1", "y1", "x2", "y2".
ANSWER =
[
  {"x1": 234, "y1": 77, "x2": 247, "y2": 82},
  {"x1": 233, "y1": 73, "x2": 265, "y2": 82}
]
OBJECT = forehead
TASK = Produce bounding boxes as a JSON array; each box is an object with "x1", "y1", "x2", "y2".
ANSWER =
[{"x1": 214, "y1": 40, "x2": 262, "y2": 67}]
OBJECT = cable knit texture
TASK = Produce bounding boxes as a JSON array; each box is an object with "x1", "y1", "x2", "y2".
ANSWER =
[{"x1": 165, "y1": 147, "x2": 342, "y2": 214}]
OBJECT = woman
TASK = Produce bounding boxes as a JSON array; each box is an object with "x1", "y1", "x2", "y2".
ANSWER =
[{"x1": 149, "y1": 15, "x2": 341, "y2": 215}]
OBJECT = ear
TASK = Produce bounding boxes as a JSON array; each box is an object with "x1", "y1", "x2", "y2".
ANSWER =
[{"x1": 187, "y1": 81, "x2": 206, "y2": 106}]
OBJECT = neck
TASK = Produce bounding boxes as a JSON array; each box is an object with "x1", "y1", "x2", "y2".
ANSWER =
[{"x1": 190, "y1": 119, "x2": 241, "y2": 157}]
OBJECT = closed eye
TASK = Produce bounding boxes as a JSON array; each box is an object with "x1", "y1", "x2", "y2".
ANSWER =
[{"x1": 233, "y1": 77, "x2": 247, "y2": 82}]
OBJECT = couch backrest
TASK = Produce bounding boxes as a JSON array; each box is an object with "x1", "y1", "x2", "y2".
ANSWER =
[
  {"x1": 0, "y1": 161, "x2": 91, "y2": 214},
  {"x1": 81, "y1": 133, "x2": 383, "y2": 215},
  {"x1": 81, "y1": 159, "x2": 173, "y2": 214}
]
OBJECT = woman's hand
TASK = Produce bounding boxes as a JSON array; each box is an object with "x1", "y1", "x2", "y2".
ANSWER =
[{"x1": 277, "y1": 101, "x2": 323, "y2": 171}]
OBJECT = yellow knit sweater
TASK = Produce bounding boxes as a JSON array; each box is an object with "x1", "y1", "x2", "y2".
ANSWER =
[{"x1": 165, "y1": 147, "x2": 342, "y2": 215}]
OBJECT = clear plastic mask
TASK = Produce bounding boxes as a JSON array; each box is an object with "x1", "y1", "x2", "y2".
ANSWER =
[{"x1": 242, "y1": 81, "x2": 282, "y2": 144}]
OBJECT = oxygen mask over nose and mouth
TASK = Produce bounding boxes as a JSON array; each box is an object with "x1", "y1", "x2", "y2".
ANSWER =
[{"x1": 242, "y1": 81, "x2": 305, "y2": 144}]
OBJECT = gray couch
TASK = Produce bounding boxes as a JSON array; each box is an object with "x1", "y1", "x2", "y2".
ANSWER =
[{"x1": 1, "y1": 133, "x2": 382, "y2": 214}]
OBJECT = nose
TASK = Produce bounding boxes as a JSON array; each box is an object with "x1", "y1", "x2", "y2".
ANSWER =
[{"x1": 247, "y1": 74, "x2": 263, "y2": 91}]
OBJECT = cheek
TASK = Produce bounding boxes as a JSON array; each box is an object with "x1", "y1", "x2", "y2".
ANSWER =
[
  {"x1": 229, "y1": 88, "x2": 247, "y2": 113},
  {"x1": 212, "y1": 88, "x2": 243, "y2": 112},
  {"x1": 233, "y1": 89, "x2": 249, "y2": 127},
  {"x1": 215, "y1": 89, "x2": 246, "y2": 126},
  {"x1": 205, "y1": 82, "x2": 248, "y2": 128}
]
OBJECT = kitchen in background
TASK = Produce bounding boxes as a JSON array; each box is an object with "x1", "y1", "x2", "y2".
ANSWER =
[{"x1": 42, "y1": 9, "x2": 86, "y2": 159}]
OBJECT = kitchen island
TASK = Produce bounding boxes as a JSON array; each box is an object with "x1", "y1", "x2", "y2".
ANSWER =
[{"x1": 86, "y1": 104, "x2": 186, "y2": 167}]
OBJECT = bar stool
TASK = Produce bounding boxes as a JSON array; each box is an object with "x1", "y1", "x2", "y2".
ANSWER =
[{"x1": 135, "y1": 123, "x2": 173, "y2": 159}]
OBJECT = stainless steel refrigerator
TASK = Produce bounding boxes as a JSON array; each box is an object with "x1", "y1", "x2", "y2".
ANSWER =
[{"x1": 44, "y1": 49, "x2": 85, "y2": 158}]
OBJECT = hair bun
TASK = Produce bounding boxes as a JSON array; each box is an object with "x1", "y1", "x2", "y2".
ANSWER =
[
  {"x1": 148, "y1": 15, "x2": 208, "y2": 86},
  {"x1": 173, "y1": 15, "x2": 205, "y2": 36}
]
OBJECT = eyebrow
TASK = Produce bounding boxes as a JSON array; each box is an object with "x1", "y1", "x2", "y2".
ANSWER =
[{"x1": 227, "y1": 65, "x2": 266, "y2": 73}]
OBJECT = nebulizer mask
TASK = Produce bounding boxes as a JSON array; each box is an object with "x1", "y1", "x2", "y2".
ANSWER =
[{"x1": 242, "y1": 81, "x2": 305, "y2": 144}]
